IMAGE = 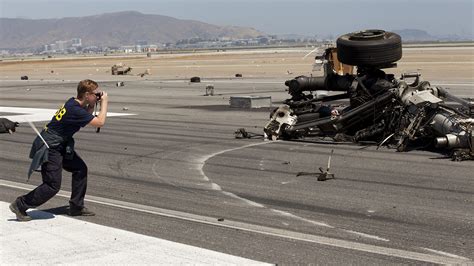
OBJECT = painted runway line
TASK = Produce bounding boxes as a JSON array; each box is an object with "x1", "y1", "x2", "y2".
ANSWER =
[
  {"x1": 1, "y1": 179, "x2": 471, "y2": 264},
  {"x1": 0, "y1": 106, "x2": 135, "y2": 123},
  {"x1": 0, "y1": 201, "x2": 267, "y2": 264}
]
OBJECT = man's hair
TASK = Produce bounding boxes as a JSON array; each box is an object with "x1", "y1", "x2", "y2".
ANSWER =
[{"x1": 77, "y1": 79, "x2": 98, "y2": 99}]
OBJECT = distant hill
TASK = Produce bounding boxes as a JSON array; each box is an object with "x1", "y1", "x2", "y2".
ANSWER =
[
  {"x1": 392, "y1": 29, "x2": 472, "y2": 42},
  {"x1": 275, "y1": 29, "x2": 472, "y2": 43},
  {"x1": 0, "y1": 11, "x2": 265, "y2": 50},
  {"x1": 392, "y1": 29, "x2": 437, "y2": 42}
]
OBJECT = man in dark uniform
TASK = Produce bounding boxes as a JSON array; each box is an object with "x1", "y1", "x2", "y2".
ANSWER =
[{"x1": 9, "y1": 79, "x2": 109, "y2": 221}]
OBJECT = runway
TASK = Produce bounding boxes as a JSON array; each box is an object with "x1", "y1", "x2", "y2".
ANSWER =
[{"x1": 0, "y1": 77, "x2": 473, "y2": 264}]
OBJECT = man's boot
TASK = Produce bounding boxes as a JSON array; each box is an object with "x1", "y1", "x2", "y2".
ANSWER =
[{"x1": 9, "y1": 200, "x2": 32, "y2": 222}]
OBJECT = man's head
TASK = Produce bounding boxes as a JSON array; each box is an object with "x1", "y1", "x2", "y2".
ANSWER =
[{"x1": 77, "y1": 79, "x2": 99, "y2": 104}]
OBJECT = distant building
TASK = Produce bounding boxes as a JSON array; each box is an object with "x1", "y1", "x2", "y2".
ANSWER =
[
  {"x1": 143, "y1": 45, "x2": 158, "y2": 52},
  {"x1": 120, "y1": 45, "x2": 135, "y2": 53},
  {"x1": 42, "y1": 38, "x2": 82, "y2": 53},
  {"x1": 49, "y1": 44, "x2": 57, "y2": 52},
  {"x1": 56, "y1": 41, "x2": 67, "y2": 51},
  {"x1": 71, "y1": 38, "x2": 82, "y2": 47}
]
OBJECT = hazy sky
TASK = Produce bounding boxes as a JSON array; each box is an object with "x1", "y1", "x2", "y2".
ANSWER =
[{"x1": 0, "y1": 0, "x2": 472, "y2": 37}]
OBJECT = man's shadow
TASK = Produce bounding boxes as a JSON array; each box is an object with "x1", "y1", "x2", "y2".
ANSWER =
[{"x1": 7, "y1": 205, "x2": 68, "y2": 222}]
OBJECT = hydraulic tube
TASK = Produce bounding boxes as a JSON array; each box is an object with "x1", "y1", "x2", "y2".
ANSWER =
[
  {"x1": 285, "y1": 74, "x2": 355, "y2": 96},
  {"x1": 437, "y1": 87, "x2": 473, "y2": 108}
]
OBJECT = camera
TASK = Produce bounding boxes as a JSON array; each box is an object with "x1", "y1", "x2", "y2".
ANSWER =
[{"x1": 95, "y1": 92, "x2": 103, "y2": 101}]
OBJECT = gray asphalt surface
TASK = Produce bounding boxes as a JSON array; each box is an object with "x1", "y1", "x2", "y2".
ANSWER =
[{"x1": 1, "y1": 78, "x2": 473, "y2": 264}]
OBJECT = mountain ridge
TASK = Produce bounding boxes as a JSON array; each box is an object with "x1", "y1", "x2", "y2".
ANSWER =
[{"x1": 0, "y1": 11, "x2": 265, "y2": 50}]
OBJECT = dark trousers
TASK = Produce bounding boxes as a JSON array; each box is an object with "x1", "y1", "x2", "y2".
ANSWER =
[{"x1": 17, "y1": 149, "x2": 88, "y2": 211}]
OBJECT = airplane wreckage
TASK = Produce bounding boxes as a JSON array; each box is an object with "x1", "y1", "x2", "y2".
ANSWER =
[{"x1": 263, "y1": 29, "x2": 474, "y2": 161}]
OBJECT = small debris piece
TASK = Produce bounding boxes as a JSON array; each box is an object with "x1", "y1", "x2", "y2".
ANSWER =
[
  {"x1": 205, "y1": 85, "x2": 214, "y2": 96},
  {"x1": 190, "y1": 76, "x2": 201, "y2": 83},
  {"x1": 296, "y1": 150, "x2": 335, "y2": 181},
  {"x1": 234, "y1": 128, "x2": 264, "y2": 139},
  {"x1": 111, "y1": 63, "x2": 132, "y2": 75}
]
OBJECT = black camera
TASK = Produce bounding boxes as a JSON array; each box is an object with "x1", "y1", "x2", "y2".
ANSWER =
[{"x1": 95, "y1": 92, "x2": 103, "y2": 101}]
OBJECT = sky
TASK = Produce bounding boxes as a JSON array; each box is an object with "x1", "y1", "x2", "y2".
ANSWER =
[{"x1": 0, "y1": 0, "x2": 472, "y2": 38}]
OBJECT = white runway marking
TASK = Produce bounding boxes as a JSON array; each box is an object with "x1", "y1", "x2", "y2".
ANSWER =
[
  {"x1": 270, "y1": 209, "x2": 333, "y2": 228},
  {"x1": 1, "y1": 180, "x2": 470, "y2": 265},
  {"x1": 343, "y1": 229, "x2": 389, "y2": 242},
  {"x1": 420, "y1": 247, "x2": 470, "y2": 260},
  {"x1": 194, "y1": 141, "x2": 389, "y2": 236},
  {"x1": 196, "y1": 141, "x2": 270, "y2": 186},
  {"x1": 211, "y1": 183, "x2": 222, "y2": 191},
  {"x1": 0, "y1": 201, "x2": 266, "y2": 264},
  {"x1": 222, "y1": 191, "x2": 265, "y2": 208},
  {"x1": 0, "y1": 107, "x2": 135, "y2": 123}
]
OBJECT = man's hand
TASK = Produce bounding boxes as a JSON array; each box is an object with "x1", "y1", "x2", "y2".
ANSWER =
[
  {"x1": 0, "y1": 118, "x2": 19, "y2": 134},
  {"x1": 100, "y1": 91, "x2": 108, "y2": 103},
  {"x1": 88, "y1": 91, "x2": 108, "y2": 128}
]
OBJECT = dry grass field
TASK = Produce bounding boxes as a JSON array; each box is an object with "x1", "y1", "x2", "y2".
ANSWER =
[{"x1": 1, "y1": 46, "x2": 472, "y2": 83}]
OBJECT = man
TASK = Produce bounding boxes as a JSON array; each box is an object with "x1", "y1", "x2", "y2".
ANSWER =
[{"x1": 9, "y1": 79, "x2": 108, "y2": 221}]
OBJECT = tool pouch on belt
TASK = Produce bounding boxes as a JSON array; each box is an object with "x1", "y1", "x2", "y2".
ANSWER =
[{"x1": 64, "y1": 140, "x2": 75, "y2": 160}]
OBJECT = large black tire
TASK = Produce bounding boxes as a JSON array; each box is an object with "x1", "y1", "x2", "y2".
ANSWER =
[{"x1": 336, "y1": 29, "x2": 402, "y2": 67}]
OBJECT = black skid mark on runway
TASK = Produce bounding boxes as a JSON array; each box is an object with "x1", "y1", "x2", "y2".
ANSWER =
[{"x1": 109, "y1": 149, "x2": 166, "y2": 179}]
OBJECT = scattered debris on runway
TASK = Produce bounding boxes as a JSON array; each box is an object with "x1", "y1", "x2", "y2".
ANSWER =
[
  {"x1": 230, "y1": 96, "x2": 272, "y2": 108},
  {"x1": 205, "y1": 84, "x2": 215, "y2": 96},
  {"x1": 138, "y1": 69, "x2": 151, "y2": 77},
  {"x1": 190, "y1": 76, "x2": 201, "y2": 83},
  {"x1": 234, "y1": 128, "x2": 263, "y2": 139},
  {"x1": 264, "y1": 29, "x2": 474, "y2": 161},
  {"x1": 297, "y1": 149, "x2": 335, "y2": 181},
  {"x1": 0, "y1": 118, "x2": 19, "y2": 134},
  {"x1": 111, "y1": 63, "x2": 132, "y2": 75}
]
